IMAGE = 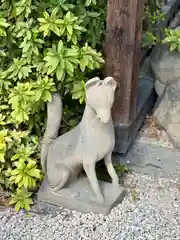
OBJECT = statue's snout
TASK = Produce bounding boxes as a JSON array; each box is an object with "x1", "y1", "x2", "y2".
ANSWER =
[{"x1": 96, "y1": 109, "x2": 111, "y2": 123}]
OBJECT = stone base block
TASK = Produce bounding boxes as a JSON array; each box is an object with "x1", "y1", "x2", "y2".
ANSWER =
[{"x1": 37, "y1": 177, "x2": 126, "y2": 215}]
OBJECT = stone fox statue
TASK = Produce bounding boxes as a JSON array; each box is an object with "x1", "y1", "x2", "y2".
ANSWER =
[{"x1": 41, "y1": 76, "x2": 120, "y2": 203}]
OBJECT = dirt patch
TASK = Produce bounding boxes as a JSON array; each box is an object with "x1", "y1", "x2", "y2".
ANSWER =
[
  {"x1": 0, "y1": 187, "x2": 10, "y2": 210},
  {"x1": 138, "y1": 115, "x2": 173, "y2": 148}
]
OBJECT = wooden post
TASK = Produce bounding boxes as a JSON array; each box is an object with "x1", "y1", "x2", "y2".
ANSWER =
[{"x1": 105, "y1": 0, "x2": 145, "y2": 153}]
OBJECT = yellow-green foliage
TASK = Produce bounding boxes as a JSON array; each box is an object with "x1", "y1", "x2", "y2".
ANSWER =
[
  {"x1": 163, "y1": 28, "x2": 180, "y2": 52},
  {"x1": 142, "y1": 1, "x2": 165, "y2": 49},
  {"x1": 0, "y1": 0, "x2": 106, "y2": 211}
]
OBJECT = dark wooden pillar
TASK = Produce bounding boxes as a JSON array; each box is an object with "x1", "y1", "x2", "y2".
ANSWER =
[{"x1": 105, "y1": 0, "x2": 148, "y2": 153}]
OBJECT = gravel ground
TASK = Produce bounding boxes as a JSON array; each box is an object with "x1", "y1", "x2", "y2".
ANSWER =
[{"x1": 1, "y1": 172, "x2": 180, "y2": 240}]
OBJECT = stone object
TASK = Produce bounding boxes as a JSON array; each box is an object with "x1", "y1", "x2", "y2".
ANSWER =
[
  {"x1": 150, "y1": 0, "x2": 180, "y2": 97},
  {"x1": 113, "y1": 140, "x2": 180, "y2": 178},
  {"x1": 153, "y1": 79, "x2": 180, "y2": 148},
  {"x1": 37, "y1": 177, "x2": 126, "y2": 215},
  {"x1": 39, "y1": 76, "x2": 125, "y2": 211},
  {"x1": 150, "y1": 23, "x2": 180, "y2": 147},
  {"x1": 169, "y1": 9, "x2": 180, "y2": 28},
  {"x1": 151, "y1": 44, "x2": 180, "y2": 91},
  {"x1": 154, "y1": 80, "x2": 166, "y2": 96}
]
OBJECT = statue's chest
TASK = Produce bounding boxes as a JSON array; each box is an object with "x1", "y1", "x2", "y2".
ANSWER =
[{"x1": 91, "y1": 122, "x2": 115, "y2": 159}]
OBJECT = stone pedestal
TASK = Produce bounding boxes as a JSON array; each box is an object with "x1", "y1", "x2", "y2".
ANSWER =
[{"x1": 37, "y1": 177, "x2": 126, "y2": 215}]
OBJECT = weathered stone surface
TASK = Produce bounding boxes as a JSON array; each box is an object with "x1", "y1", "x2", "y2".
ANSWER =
[
  {"x1": 150, "y1": 1, "x2": 180, "y2": 97},
  {"x1": 113, "y1": 140, "x2": 180, "y2": 178},
  {"x1": 169, "y1": 9, "x2": 180, "y2": 28},
  {"x1": 37, "y1": 177, "x2": 126, "y2": 215},
  {"x1": 153, "y1": 79, "x2": 180, "y2": 148},
  {"x1": 154, "y1": 80, "x2": 166, "y2": 96},
  {"x1": 39, "y1": 76, "x2": 124, "y2": 210},
  {"x1": 151, "y1": 44, "x2": 180, "y2": 87}
]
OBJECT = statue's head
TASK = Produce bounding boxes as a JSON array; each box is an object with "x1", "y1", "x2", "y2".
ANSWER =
[{"x1": 85, "y1": 77, "x2": 117, "y2": 123}]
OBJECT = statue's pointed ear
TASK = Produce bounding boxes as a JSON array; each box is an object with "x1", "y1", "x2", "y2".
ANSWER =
[
  {"x1": 85, "y1": 77, "x2": 101, "y2": 90},
  {"x1": 104, "y1": 77, "x2": 117, "y2": 91}
]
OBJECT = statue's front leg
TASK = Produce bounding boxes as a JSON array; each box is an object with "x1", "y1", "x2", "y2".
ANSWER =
[
  {"x1": 83, "y1": 161, "x2": 104, "y2": 203},
  {"x1": 104, "y1": 153, "x2": 119, "y2": 188}
]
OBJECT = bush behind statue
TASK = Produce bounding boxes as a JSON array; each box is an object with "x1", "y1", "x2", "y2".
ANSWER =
[{"x1": 0, "y1": 0, "x2": 106, "y2": 211}]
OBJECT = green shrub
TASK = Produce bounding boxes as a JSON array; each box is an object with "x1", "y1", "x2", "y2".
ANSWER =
[
  {"x1": 142, "y1": 1, "x2": 164, "y2": 49},
  {"x1": 163, "y1": 28, "x2": 180, "y2": 52},
  {"x1": 0, "y1": 0, "x2": 106, "y2": 211},
  {"x1": 143, "y1": 1, "x2": 180, "y2": 52}
]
